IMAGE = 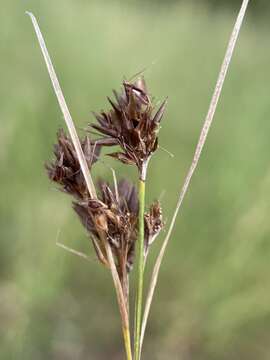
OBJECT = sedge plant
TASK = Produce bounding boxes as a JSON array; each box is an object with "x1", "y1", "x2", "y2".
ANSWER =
[{"x1": 27, "y1": 1, "x2": 249, "y2": 358}]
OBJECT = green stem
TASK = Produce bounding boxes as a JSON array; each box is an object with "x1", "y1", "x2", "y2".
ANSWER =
[{"x1": 134, "y1": 177, "x2": 146, "y2": 360}]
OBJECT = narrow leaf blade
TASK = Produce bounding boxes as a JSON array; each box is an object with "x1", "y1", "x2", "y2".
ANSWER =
[
  {"x1": 139, "y1": 0, "x2": 250, "y2": 356},
  {"x1": 26, "y1": 12, "x2": 96, "y2": 198}
]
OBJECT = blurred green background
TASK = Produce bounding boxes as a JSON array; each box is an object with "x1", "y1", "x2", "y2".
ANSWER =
[{"x1": 1, "y1": 1, "x2": 270, "y2": 359}]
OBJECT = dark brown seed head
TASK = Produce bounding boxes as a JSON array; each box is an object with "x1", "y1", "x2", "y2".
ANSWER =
[
  {"x1": 89, "y1": 77, "x2": 167, "y2": 175},
  {"x1": 74, "y1": 179, "x2": 139, "y2": 275},
  {"x1": 144, "y1": 200, "x2": 164, "y2": 255},
  {"x1": 46, "y1": 129, "x2": 101, "y2": 200}
]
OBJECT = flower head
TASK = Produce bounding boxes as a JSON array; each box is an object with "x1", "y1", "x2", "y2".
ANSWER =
[
  {"x1": 144, "y1": 200, "x2": 164, "y2": 257},
  {"x1": 46, "y1": 128, "x2": 164, "y2": 280},
  {"x1": 90, "y1": 77, "x2": 167, "y2": 178},
  {"x1": 46, "y1": 129, "x2": 100, "y2": 200},
  {"x1": 73, "y1": 179, "x2": 138, "y2": 277}
]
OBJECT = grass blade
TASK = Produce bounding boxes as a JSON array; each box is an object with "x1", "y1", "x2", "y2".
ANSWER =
[
  {"x1": 26, "y1": 12, "x2": 96, "y2": 199},
  {"x1": 139, "y1": 0, "x2": 250, "y2": 355}
]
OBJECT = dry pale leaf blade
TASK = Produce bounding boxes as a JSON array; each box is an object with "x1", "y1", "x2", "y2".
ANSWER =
[
  {"x1": 104, "y1": 241, "x2": 129, "y2": 324},
  {"x1": 26, "y1": 12, "x2": 96, "y2": 199},
  {"x1": 103, "y1": 241, "x2": 132, "y2": 359},
  {"x1": 139, "y1": 0, "x2": 250, "y2": 356}
]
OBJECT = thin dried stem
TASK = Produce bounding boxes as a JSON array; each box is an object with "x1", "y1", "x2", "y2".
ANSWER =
[
  {"x1": 56, "y1": 242, "x2": 93, "y2": 262},
  {"x1": 103, "y1": 239, "x2": 133, "y2": 360},
  {"x1": 26, "y1": 12, "x2": 96, "y2": 199},
  {"x1": 139, "y1": 0, "x2": 250, "y2": 356},
  {"x1": 111, "y1": 167, "x2": 120, "y2": 203},
  {"x1": 159, "y1": 146, "x2": 175, "y2": 158}
]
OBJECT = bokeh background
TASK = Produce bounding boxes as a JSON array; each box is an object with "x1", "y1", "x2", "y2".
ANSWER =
[{"x1": 1, "y1": 1, "x2": 270, "y2": 359}]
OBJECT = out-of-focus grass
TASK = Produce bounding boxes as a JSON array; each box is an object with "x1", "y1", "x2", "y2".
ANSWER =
[{"x1": 1, "y1": 1, "x2": 270, "y2": 359}]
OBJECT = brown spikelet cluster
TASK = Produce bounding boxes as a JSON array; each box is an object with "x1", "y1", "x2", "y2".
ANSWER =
[
  {"x1": 46, "y1": 77, "x2": 166, "y2": 358},
  {"x1": 46, "y1": 129, "x2": 100, "y2": 200},
  {"x1": 74, "y1": 180, "x2": 138, "y2": 276},
  {"x1": 46, "y1": 103, "x2": 164, "y2": 280},
  {"x1": 90, "y1": 78, "x2": 167, "y2": 177},
  {"x1": 144, "y1": 201, "x2": 164, "y2": 257}
]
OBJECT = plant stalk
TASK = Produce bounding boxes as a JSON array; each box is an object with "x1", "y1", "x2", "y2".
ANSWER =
[
  {"x1": 123, "y1": 326, "x2": 133, "y2": 360},
  {"x1": 103, "y1": 239, "x2": 133, "y2": 360},
  {"x1": 134, "y1": 172, "x2": 146, "y2": 360}
]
